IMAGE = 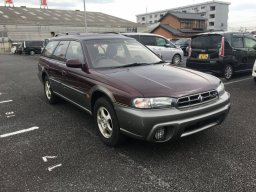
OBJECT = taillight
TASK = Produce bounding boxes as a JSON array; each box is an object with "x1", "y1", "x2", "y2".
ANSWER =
[{"x1": 219, "y1": 37, "x2": 225, "y2": 57}]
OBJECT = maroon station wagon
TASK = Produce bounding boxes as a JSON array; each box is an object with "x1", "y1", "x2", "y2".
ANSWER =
[{"x1": 38, "y1": 34, "x2": 231, "y2": 146}]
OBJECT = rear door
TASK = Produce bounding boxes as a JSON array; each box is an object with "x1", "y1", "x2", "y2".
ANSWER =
[
  {"x1": 50, "y1": 41, "x2": 70, "y2": 96},
  {"x1": 231, "y1": 34, "x2": 248, "y2": 71}
]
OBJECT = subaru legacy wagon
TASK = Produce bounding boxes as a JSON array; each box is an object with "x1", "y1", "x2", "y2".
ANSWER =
[{"x1": 38, "y1": 33, "x2": 230, "y2": 146}]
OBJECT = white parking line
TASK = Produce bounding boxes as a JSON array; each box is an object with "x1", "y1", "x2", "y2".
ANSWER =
[
  {"x1": 48, "y1": 164, "x2": 62, "y2": 172},
  {"x1": 0, "y1": 126, "x2": 39, "y2": 138},
  {"x1": 0, "y1": 100, "x2": 13, "y2": 104},
  {"x1": 224, "y1": 77, "x2": 252, "y2": 85}
]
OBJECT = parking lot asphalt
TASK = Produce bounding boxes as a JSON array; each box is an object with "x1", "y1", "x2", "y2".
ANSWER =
[{"x1": 0, "y1": 54, "x2": 255, "y2": 192}]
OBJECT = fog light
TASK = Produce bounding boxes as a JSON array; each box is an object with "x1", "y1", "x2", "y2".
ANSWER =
[{"x1": 155, "y1": 127, "x2": 166, "y2": 140}]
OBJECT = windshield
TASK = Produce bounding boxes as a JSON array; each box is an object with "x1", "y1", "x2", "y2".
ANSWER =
[
  {"x1": 84, "y1": 39, "x2": 162, "y2": 68},
  {"x1": 191, "y1": 34, "x2": 222, "y2": 49}
]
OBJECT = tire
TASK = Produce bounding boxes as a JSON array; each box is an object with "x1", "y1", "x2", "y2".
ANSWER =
[
  {"x1": 254, "y1": 77, "x2": 256, "y2": 83},
  {"x1": 30, "y1": 50, "x2": 35, "y2": 55},
  {"x1": 223, "y1": 64, "x2": 233, "y2": 80},
  {"x1": 43, "y1": 76, "x2": 58, "y2": 104},
  {"x1": 93, "y1": 97, "x2": 124, "y2": 146},
  {"x1": 172, "y1": 54, "x2": 181, "y2": 65}
]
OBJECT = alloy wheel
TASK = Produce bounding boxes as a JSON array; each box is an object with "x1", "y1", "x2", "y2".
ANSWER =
[{"x1": 97, "y1": 106, "x2": 113, "y2": 138}]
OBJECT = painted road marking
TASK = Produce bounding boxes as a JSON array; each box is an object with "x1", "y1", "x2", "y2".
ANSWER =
[
  {"x1": 224, "y1": 77, "x2": 252, "y2": 85},
  {"x1": 0, "y1": 126, "x2": 39, "y2": 138},
  {"x1": 42, "y1": 156, "x2": 57, "y2": 162},
  {"x1": 48, "y1": 164, "x2": 62, "y2": 172},
  {"x1": 0, "y1": 100, "x2": 13, "y2": 104}
]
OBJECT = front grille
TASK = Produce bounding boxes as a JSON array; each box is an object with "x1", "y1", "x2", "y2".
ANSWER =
[{"x1": 177, "y1": 90, "x2": 218, "y2": 108}]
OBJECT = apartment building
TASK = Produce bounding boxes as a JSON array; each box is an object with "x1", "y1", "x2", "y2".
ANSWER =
[{"x1": 137, "y1": 1, "x2": 230, "y2": 31}]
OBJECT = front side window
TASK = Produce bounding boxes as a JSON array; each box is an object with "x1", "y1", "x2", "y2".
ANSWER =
[
  {"x1": 66, "y1": 41, "x2": 84, "y2": 63},
  {"x1": 52, "y1": 41, "x2": 70, "y2": 61},
  {"x1": 42, "y1": 41, "x2": 59, "y2": 57},
  {"x1": 244, "y1": 37, "x2": 256, "y2": 48},
  {"x1": 156, "y1": 37, "x2": 167, "y2": 46}
]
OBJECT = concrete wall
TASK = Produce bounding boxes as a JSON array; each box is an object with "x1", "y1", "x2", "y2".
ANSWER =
[{"x1": 0, "y1": 38, "x2": 11, "y2": 53}]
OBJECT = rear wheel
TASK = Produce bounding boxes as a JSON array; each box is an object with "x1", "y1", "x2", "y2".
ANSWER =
[
  {"x1": 30, "y1": 50, "x2": 35, "y2": 55},
  {"x1": 172, "y1": 54, "x2": 181, "y2": 65},
  {"x1": 93, "y1": 97, "x2": 124, "y2": 146},
  {"x1": 223, "y1": 64, "x2": 233, "y2": 80},
  {"x1": 43, "y1": 76, "x2": 58, "y2": 104}
]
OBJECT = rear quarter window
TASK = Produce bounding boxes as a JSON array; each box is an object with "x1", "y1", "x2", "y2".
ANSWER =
[{"x1": 42, "y1": 41, "x2": 59, "y2": 57}]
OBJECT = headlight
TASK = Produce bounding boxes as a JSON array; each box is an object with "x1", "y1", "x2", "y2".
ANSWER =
[
  {"x1": 132, "y1": 97, "x2": 174, "y2": 109},
  {"x1": 216, "y1": 82, "x2": 225, "y2": 96}
]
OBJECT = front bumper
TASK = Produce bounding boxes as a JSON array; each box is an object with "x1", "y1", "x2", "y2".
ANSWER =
[{"x1": 114, "y1": 91, "x2": 230, "y2": 142}]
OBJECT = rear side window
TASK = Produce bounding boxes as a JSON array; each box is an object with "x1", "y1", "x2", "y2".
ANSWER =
[
  {"x1": 191, "y1": 35, "x2": 222, "y2": 49},
  {"x1": 140, "y1": 36, "x2": 157, "y2": 46},
  {"x1": 52, "y1": 41, "x2": 70, "y2": 62},
  {"x1": 42, "y1": 41, "x2": 59, "y2": 57},
  {"x1": 232, "y1": 37, "x2": 244, "y2": 48}
]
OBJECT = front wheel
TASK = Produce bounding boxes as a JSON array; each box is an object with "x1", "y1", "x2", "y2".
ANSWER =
[
  {"x1": 223, "y1": 64, "x2": 233, "y2": 80},
  {"x1": 93, "y1": 97, "x2": 124, "y2": 146},
  {"x1": 172, "y1": 54, "x2": 181, "y2": 65},
  {"x1": 30, "y1": 50, "x2": 35, "y2": 55}
]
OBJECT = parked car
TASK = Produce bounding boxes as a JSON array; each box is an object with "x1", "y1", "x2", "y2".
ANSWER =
[
  {"x1": 187, "y1": 32, "x2": 256, "y2": 80},
  {"x1": 10, "y1": 42, "x2": 22, "y2": 54},
  {"x1": 18, "y1": 40, "x2": 44, "y2": 55},
  {"x1": 174, "y1": 38, "x2": 191, "y2": 56},
  {"x1": 252, "y1": 59, "x2": 256, "y2": 83},
  {"x1": 122, "y1": 33, "x2": 184, "y2": 65},
  {"x1": 38, "y1": 34, "x2": 230, "y2": 146}
]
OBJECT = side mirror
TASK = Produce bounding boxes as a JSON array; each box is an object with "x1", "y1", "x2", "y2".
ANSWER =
[
  {"x1": 66, "y1": 59, "x2": 82, "y2": 68},
  {"x1": 253, "y1": 44, "x2": 256, "y2": 50},
  {"x1": 164, "y1": 44, "x2": 171, "y2": 48}
]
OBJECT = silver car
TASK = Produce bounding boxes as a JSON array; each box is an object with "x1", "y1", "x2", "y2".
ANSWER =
[{"x1": 123, "y1": 33, "x2": 184, "y2": 65}]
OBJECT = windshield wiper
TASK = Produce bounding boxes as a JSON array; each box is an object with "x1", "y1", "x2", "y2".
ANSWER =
[{"x1": 120, "y1": 63, "x2": 152, "y2": 68}]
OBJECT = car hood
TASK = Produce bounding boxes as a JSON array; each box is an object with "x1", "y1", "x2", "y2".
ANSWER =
[{"x1": 98, "y1": 64, "x2": 220, "y2": 98}]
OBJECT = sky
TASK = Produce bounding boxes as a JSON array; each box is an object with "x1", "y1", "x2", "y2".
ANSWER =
[{"x1": 1, "y1": 0, "x2": 255, "y2": 31}]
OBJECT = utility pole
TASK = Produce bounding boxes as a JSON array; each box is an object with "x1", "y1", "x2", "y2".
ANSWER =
[{"x1": 83, "y1": 0, "x2": 87, "y2": 33}]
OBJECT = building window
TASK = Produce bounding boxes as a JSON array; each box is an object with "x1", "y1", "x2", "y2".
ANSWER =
[
  {"x1": 210, "y1": 6, "x2": 215, "y2": 11},
  {"x1": 182, "y1": 10, "x2": 187, "y2": 13},
  {"x1": 142, "y1": 17, "x2": 145, "y2": 21},
  {"x1": 221, "y1": 23, "x2": 224, "y2": 27},
  {"x1": 201, "y1": 13, "x2": 205, "y2": 17},
  {"x1": 160, "y1": 14, "x2": 164, "y2": 18},
  {"x1": 154, "y1": 20, "x2": 158, "y2": 23},
  {"x1": 181, "y1": 20, "x2": 193, "y2": 29},
  {"x1": 149, "y1": 15, "x2": 152, "y2": 19},
  {"x1": 209, "y1": 22, "x2": 214, "y2": 26},
  {"x1": 154, "y1": 14, "x2": 158, "y2": 18},
  {"x1": 210, "y1": 14, "x2": 215, "y2": 18},
  {"x1": 201, "y1": 6, "x2": 205, "y2": 9},
  {"x1": 149, "y1": 21, "x2": 152, "y2": 24}
]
